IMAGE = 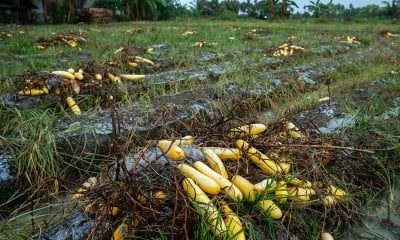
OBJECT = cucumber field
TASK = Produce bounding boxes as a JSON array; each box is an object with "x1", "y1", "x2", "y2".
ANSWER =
[{"x1": 0, "y1": 18, "x2": 400, "y2": 239}]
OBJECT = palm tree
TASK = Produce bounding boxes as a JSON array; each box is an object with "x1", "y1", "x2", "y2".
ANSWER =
[
  {"x1": 382, "y1": 0, "x2": 400, "y2": 18},
  {"x1": 268, "y1": 0, "x2": 275, "y2": 17},
  {"x1": 120, "y1": 0, "x2": 166, "y2": 20}
]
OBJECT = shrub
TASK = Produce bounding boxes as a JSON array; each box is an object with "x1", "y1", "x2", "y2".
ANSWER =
[{"x1": 216, "y1": 10, "x2": 237, "y2": 21}]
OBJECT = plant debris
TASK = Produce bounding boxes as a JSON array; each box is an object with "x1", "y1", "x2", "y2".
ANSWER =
[
  {"x1": 65, "y1": 111, "x2": 377, "y2": 239},
  {"x1": 36, "y1": 33, "x2": 88, "y2": 49}
]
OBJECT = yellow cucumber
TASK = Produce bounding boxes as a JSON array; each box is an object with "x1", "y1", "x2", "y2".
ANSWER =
[
  {"x1": 182, "y1": 178, "x2": 226, "y2": 238},
  {"x1": 52, "y1": 70, "x2": 75, "y2": 80},
  {"x1": 200, "y1": 147, "x2": 242, "y2": 160},
  {"x1": 328, "y1": 185, "x2": 347, "y2": 201},
  {"x1": 235, "y1": 139, "x2": 282, "y2": 176},
  {"x1": 111, "y1": 207, "x2": 119, "y2": 216},
  {"x1": 321, "y1": 195, "x2": 337, "y2": 207},
  {"x1": 284, "y1": 121, "x2": 300, "y2": 131},
  {"x1": 228, "y1": 123, "x2": 267, "y2": 138},
  {"x1": 287, "y1": 177, "x2": 312, "y2": 188},
  {"x1": 177, "y1": 164, "x2": 221, "y2": 195},
  {"x1": 177, "y1": 135, "x2": 195, "y2": 145},
  {"x1": 193, "y1": 161, "x2": 243, "y2": 201},
  {"x1": 119, "y1": 74, "x2": 146, "y2": 81},
  {"x1": 70, "y1": 193, "x2": 84, "y2": 201},
  {"x1": 127, "y1": 62, "x2": 139, "y2": 67},
  {"x1": 95, "y1": 73, "x2": 102, "y2": 80},
  {"x1": 275, "y1": 181, "x2": 289, "y2": 203},
  {"x1": 231, "y1": 175, "x2": 258, "y2": 202},
  {"x1": 304, "y1": 187, "x2": 316, "y2": 196},
  {"x1": 108, "y1": 73, "x2": 121, "y2": 84},
  {"x1": 288, "y1": 187, "x2": 310, "y2": 202},
  {"x1": 66, "y1": 96, "x2": 81, "y2": 115},
  {"x1": 321, "y1": 232, "x2": 335, "y2": 240},
  {"x1": 134, "y1": 56, "x2": 154, "y2": 65},
  {"x1": 146, "y1": 48, "x2": 154, "y2": 54},
  {"x1": 18, "y1": 89, "x2": 46, "y2": 96},
  {"x1": 153, "y1": 190, "x2": 167, "y2": 204},
  {"x1": 289, "y1": 130, "x2": 304, "y2": 138},
  {"x1": 257, "y1": 200, "x2": 282, "y2": 220},
  {"x1": 158, "y1": 140, "x2": 185, "y2": 160},
  {"x1": 42, "y1": 86, "x2": 49, "y2": 94},
  {"x1": 74, "y1": 72, "x2": 84, "y2": 80},
  {"x1": 203, "y1": 148, "x2": 229, "y2": 179},
  {"x1": 278, "y1": 162, "x2": 291, "y2": 174},
  {"x1": 284, "y1": 121, "x2": 304, "y2": 138},
  {"x1": 112, "y1": 223, "x2": 128, "y2": 240},
  {"x1": 220, "y1": 203, "x2": 245, "y2": 240},
  {"x1": 164, "y1": 135, "x2": 194, "y2": 146}
]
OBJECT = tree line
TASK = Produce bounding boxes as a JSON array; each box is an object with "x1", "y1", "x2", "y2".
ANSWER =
[
  {"x1": 2, "y1": 0, "x2": 399, "y2": 24},
  {"x1": 93, "y1": 0, "x2": 400, "y2": 20}
]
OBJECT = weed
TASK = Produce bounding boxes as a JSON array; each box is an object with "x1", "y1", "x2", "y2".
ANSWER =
[{"x1": 0, "y1": 108, "x2": 61, "y2": 184}]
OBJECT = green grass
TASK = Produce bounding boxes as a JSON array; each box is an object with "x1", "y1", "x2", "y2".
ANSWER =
[
  {"x1": 0, "y1": 18, "x2": 400, "y2": 239},
  {"x1": 0, "y1": 108, "x2": 61, "y2": 184}
]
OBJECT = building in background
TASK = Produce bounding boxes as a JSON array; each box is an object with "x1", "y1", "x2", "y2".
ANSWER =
[{"x1": 0, "y1": 0, "x2": 38, "y2": 23}]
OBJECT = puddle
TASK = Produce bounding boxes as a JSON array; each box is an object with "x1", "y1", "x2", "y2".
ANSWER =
[
  {"x1": 318, "y1": 113, "x2": 355, "y2": 134},
  {"x1": 0, "y1": 93, "x2": 61, "y2": 110},
  {"x1": 290, "y1": 80, "x2": 400, "y2": 239},
  {"x1": 30, "y1": 210, "x2": 96, "y2": 240},
  {"x1": 263, "y1": 57, "x2": 284, "y2": 66},
  {"x1": 146, "y1": 64, "x2": 227, "y2": 86},
  {"x1": 0, "y1": 150, "x2": 13, "y2": 182},
  {"x1": 197, "y1": 53, "x2": 221, "y2": 61},
  {"x1": 52, "y1": 88, "x2": 226, "y2": 158},
  {"x1": 293, "y1": 101, "x2": 355, "y2": 135},
  {"x1": 346, "y1": 184, "x2": 400, "y2": 240},
  {"x1": 376, "y1": 107, "x2": 400, "y2": 120},
  {"x1": 295, "y1": 69, "x2": 323, "y2": 85}
]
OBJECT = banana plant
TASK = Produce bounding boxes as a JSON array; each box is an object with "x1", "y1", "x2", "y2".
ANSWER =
[
  {"x1": 280, "y1": 0, "x2": 298, "y2": 18},
  {"x1": 304, "y1": 0, "x2": 321, "y2": 17},
  {"x1": 268, "y1": 0, "x2": 275, "y2": 17},
  {"x1": 121, "y1": 0, "x2": 166, "y2": 20},
  {"x1": 195, "y1": 0, "x2": 221, "y2": 16},
  {"x1": 305, "y1": 0, "x2": 333, "y2": 18},
  {"x1": 265, "y1": 0, "x2": 298, "y2": 18}
]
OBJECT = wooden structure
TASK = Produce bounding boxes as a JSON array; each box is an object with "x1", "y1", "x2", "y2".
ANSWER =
[{"x1": 77, "y1": 8, "x2": 113, "y2": 24}]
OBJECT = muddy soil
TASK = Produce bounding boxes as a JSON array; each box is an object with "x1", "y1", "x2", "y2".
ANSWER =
[
  {"x1": 291, "y1": 77, "x2": 400, "y2": 240},
  {"x1": 1, "y1": 26, "x2": 399, "y2": 240},
  {"x1": 18, "y1": 75, "x2": 399, "y2": 240}
]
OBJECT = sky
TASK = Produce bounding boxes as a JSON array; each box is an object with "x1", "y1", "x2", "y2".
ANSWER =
[{"x1": 177, "y1": 0, "x2": 384, "y2": 12}]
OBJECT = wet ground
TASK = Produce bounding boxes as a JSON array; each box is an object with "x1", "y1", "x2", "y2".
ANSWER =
[
  {"x1": 1, "y1": 74, "x2": 398, "y2": 239},
  {"x1": 292, "y1": 78, "x2": 400, "y2": 240},
  {"x1": 1, "y1": 24, "x2": 400, "y2": 240}
]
